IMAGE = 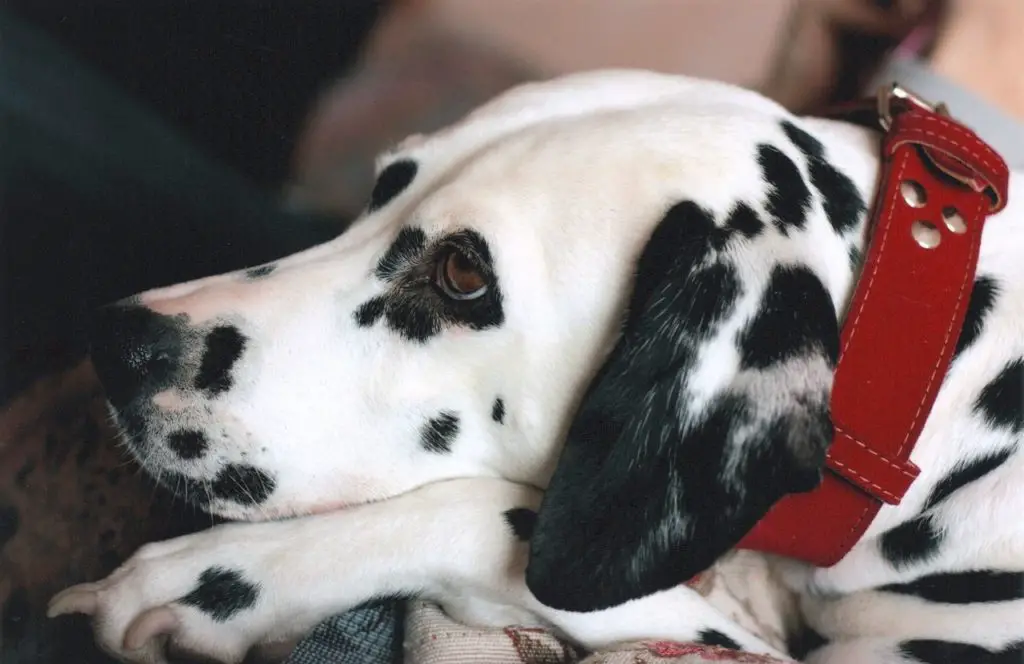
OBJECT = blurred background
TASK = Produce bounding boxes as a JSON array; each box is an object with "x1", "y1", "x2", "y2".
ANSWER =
[
  {"x1": 3, "y1": 0, "x2": 915, "y2": 226},
  {"x1": 0, "y1": 1, "x2": 932, "y2": 662}
]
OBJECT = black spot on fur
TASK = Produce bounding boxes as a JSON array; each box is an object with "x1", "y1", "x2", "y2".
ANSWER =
[
  {"x1": 781, "y1": 120, "x2": 865, "y2": 235},
  {"x1": 354, "y1": 295, "x2": 387, "y2": 328},
  {"x1": 974, "y1": 359, "x2": 1023, "y2": 432},
  {"x1": 953, "y1": 277, "x2": 1000, "y2": 360},
  {"x1": 697, "y1": 629, "x2": 741, "y2": 651},
  {"x1": 368, "y1": 159, "x2": 417, "y2": 213},
  {"x1": 373, "y1": 296, "x2": 441, "y2": 342},
  {"x1": 0, "y1": 504, "x2": 19, "y2": 550},
  {"x1": 721, "y1": 202, "x2": 765, "y2": 242},
  {"x1": 899, "y1": 639, "x2": 1024, "y2": 664},
  {"x1": 356, "y1": 229, "x2": 504, "y2": 342},
  {"x1": 179, "y1": 567, "x2": 259, "y2": 622},
  {"x1": 245, "y1": 264, "x2": 276, "y2": 280},
  {"x1": 880, "y1": 569, "x2": 1024, "y2": 604},
  {"x1": 166, "y1": 430, "x2": 209, "y2": 460},
  {"x1": 738, "y1": 265, "x2": 839, "y2": 370},
  {"x1": 924, "y1": 447, "x2": 1014, "y2": 510},
  {"x1": 758, "y1": 144, "x2": 811, "y2": 234},
  {"x1": 880, "y1": 514, "x2": 942, "y2": 568},
  {"x1": 375, "y1": 226, "x2": 427, "y2": 281},
  {"x1": 848, "y1": 245, "x2": 863, "y2": 274},
  {"x1": 654, "y1": 200, "x2": 764, "y2": 257},
  {"x1": 491, "y1": 397, "x2": 505, "y2": 424},
  {"x1": 503, "y1": 507, "x2": 537, "y2": 542},
  {"x1": 194, "y1": 326, "x2": 247, "y2": 395},
  {"x1": 211, "y1": 464, "x2": 275, "y2": 505},
  {"x1": 420, "y1": 412, "x2": 459, "y2": 453},
  {"x1": 781, "y1": 120, "x2": 826, "y2": 159}
]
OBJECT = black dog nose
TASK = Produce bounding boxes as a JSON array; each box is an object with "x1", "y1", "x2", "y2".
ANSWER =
[{"x1": 89, "y1": 303, "x2": 184, "y2": 409}]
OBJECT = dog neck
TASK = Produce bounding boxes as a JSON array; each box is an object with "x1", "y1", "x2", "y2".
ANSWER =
[{"x1": 783, "y1": 116, "x2": 1024, "y2": 593}]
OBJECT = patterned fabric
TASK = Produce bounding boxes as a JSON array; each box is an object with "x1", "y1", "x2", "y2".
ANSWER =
[
  {"x1": 286, "y1": 549, "x2": 799, "y2": 663},
  {"x1": 404, "y1": 602, "x2": 796, "y2": 664},
  {"x1": 285, "y1": 601, "x2": 405, "y2": 664},
  {"x1": 286, "y1": 561, "x2": 798, "y2": 664}
]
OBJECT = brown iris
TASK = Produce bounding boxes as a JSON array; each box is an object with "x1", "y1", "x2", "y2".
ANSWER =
[{"x1": 436, "y1": 248, "x2": 488, "y2": 300}]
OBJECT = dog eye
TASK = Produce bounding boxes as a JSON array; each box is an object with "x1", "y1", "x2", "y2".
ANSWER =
[{"x1": 436, "y1": 248, "x2": 488, "y2": 300}]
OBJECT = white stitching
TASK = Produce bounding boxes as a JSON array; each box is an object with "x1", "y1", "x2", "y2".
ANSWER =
[
  {"x1": 838, "y1": 151, "x2": 909, "y2": 362},
  {"x1": 914, "y1": 114, "x2": 1003, "y2": 166},
  {"x1": 826, "y1": 147, "x2": 988, "y2": 556},
  {"x1": 894, "y1": 128, "x2": 997, "y2": 176},
  {"x1": 828, "y1": 458, "x2": 900, "y2": 503},
  {"x1": 829, "y1": 426, "x2": 918, "y2": 478},
  {"x1": 897, "y1": 195, "x2": 985, "y2": 453}
]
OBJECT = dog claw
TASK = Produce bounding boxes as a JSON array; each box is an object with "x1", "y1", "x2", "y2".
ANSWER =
[
  {"x1": 47, "y1": 586, "x2": 100, "y2": 618},
  {"x1": 124, "y1": 606, "x2": 180, "y2": 651}
]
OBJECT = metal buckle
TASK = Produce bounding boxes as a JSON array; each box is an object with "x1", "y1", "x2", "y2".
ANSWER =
[
  {"x1": 875, "y1": 83, "x2": 1003, "y2": 211},
  {"x1": 876, "y1": 83, "x2": 950, "y2": 131}
]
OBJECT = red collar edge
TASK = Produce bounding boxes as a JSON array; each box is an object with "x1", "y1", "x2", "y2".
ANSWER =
[{"x1": 734, "y1": 84, "x2": 1011, "y2": 567}]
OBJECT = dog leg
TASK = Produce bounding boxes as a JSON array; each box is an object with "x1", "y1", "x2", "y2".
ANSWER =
[{"x1": 47, "y1": 477, "x2": 785, "y2": 663}]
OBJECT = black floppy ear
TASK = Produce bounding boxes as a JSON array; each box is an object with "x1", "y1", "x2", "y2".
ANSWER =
[{"x1": 525, "y1": 202, "x2": 839, "y2": 612}]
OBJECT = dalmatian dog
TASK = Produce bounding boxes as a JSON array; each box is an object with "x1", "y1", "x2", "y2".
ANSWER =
[{"x1": 48, "y1": 70, "x2": 1023, "y2": 664}]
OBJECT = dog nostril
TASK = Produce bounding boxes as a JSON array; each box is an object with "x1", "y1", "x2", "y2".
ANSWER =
[
  {"x1": 150, "y1": 350, "x2": 175, "y2": 374},
  {"x1": 89, "y1": 303, "x2": 184, "y2": 409}
]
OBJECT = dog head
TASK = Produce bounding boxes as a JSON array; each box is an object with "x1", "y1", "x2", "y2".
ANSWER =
[{"x1": 89, "y1": 70, "x2": 873, "y2": 600}]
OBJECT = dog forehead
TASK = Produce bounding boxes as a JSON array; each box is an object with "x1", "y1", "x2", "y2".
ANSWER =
[
  {"x1": 411, "y1": 108, "x2": 784, "y2": 248},
  {"x1": 401, "y1": 72, "x2": 791, "y2": 219}
]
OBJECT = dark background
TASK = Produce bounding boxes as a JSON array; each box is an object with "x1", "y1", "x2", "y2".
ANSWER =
[
  {"x1": 7, "y1": 0, "x2": 386, "y2": 188},
  {"x1": 1, "y1": 1, "x2": 386, "y2": 403},
  {"x1": 1, "y1": 4, "x2": 388, "y2": 661}
]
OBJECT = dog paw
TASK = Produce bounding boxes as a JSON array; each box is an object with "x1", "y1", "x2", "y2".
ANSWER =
[{"x1": 47, "y1": 527, "x2": 287, "y2": 664}]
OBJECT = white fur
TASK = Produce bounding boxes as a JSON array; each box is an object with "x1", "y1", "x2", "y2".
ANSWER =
[{"x1": 50, "y1": 70, "x2": 1023, "y2": 663}]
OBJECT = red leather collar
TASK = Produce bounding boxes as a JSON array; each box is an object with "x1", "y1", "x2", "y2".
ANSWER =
[{"x1": 735, "y1": 85, "x2": 1011, "y2": 567}]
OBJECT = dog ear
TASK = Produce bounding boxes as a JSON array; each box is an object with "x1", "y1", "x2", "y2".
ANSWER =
[{"x1": 525, "y1": 202, "x2": 838, "y2": 612}]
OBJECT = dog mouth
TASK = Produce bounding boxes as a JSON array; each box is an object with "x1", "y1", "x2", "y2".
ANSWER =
[
  {"x1": 137, "y1": 460, "x2": 278, "y2": 515},
  {"x1": 106, "y1": 402, "x2": 396, "y2": 523},
  {"x1": 105, "y1": 404, "x2": 279, "y2": 512}
]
